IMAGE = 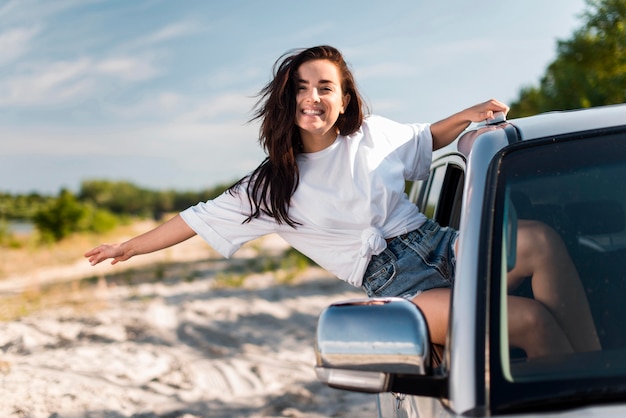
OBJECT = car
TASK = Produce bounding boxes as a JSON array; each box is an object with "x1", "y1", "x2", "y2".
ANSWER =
[{"x1": 314, "y1": 103, "x2": 626, "y2": 417}]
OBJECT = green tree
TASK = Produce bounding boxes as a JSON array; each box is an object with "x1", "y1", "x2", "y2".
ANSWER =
[
  {"x1": 0, "y1": 192, "x2": 51, "y2": 220},
  {"x1": 33, "y1": 189, "x2": 119, "y2": 242},
  {"x1": 34, "y1": 189, "x2": 90, "y2": 242},
  {"x1": 79, "y1": 179, "x2": 233, "y2": 218},
  {"x1": 510, "y1": 0, "x2": 626, "y2": 117},
  {"x1": 86, "y1": 206, "x2": 119, "y2": 233},
  {"x1": 79, "y1": 180, "x2": 154, "y2": 216}
]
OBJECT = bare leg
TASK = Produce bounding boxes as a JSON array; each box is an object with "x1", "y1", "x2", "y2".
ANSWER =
[
  {"x1": 412, "y1": 288, "x2": 452, "y2": 346},
  {"x1": 412, "y1": 288, "x2": 574, "y2": 358},
  {"x1": 507, "y1": 295, "x2": 573, "y2": 357},
  {"x1": 508, "y1": 220, "x2": 601, "y2": 352}
]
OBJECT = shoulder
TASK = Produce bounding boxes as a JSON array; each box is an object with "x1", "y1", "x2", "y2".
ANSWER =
[
  {"x1": 363, "y1": 114, "x2": 394, "y2": 127},
  {"x1": 362, "y1": 114, "x2": 417, "y2": 132},
  {"x1": 359, "y1": 115, "x2": 421, "y2": 140},
  {"x1": 351, "y1": 115, "x2": 396, "y2": 138}
]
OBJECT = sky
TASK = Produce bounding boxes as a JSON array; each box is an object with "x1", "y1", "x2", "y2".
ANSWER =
[{"x1": 1, "y1": 0, "x2": 589, "y2": 195}]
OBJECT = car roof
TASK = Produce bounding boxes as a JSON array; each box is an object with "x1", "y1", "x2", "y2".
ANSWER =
[
  {"x1": 447, "y1": 103, "x2": 626, "y2": 161},
  {"x1": 509, "y1": 103, "x2": 626, "y2": 140},
  {"x1": 433, "y1": 103, "x2": 626, "y2": 161}
]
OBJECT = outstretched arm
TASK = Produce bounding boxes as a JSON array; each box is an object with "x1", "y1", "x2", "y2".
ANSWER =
[
  {"x1": 84, "y1": 214, "x2": 197, "y2": 266},
  {"x1": 430, "y1": 99, "x2": 509, "y2": 150}
]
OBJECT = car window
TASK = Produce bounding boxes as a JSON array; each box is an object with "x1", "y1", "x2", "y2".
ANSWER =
[
  {"x1": 437, "y1": 163, "x2": 464, "y2": 229},
  {"x1": 422, "y1": 165, "x2": 445, "y2": 220},
  {"x1": 491, "y1": 130, "x2": 626, "y2": 395},
  {"x1": 416, "y1": 159, "x2": 465, "y2": 228}
]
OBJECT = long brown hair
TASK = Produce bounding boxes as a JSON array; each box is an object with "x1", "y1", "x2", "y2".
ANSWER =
[{"x1": 229, "y1": 45, "x2": 367, "y2": 227}]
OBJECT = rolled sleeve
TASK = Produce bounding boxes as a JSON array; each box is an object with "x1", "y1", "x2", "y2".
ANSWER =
[
  {"x1": 403, "y1": 122, "x2": 433, "y2": 180},
  {"x1": 179, "y1": 191, "x2": 276, "y2": 258},
  {"x1": 180, "y1": 205, "x2": 240, "y2": 257}
]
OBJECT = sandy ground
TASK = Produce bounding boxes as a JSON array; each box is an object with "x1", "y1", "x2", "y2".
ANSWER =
[{"x1": 0, "y1": 235, "x2": 378, "y2": 417}]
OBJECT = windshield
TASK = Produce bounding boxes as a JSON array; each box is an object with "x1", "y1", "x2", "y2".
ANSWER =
[{"x1": 490, "y1": 129, "x2": 626, "y2": 412}]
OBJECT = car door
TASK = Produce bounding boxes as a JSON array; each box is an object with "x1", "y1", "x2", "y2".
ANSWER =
[{"x1": 377, "y1": 153, "x2": 467, "y2": 418}]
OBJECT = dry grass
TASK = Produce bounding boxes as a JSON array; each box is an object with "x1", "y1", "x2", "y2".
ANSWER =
[
  {"x1": 0, "y1": 278, "x2": 110, "y2": 321},
  {"x1": 0, "y1": 220, "x2": 158, "y2": 279},
  {"x1": 0, "y1": 220, "x2": 160, "y2": 321},
  {"x1": 0, "y1": 220, "x2": 313, "y2": 322}
]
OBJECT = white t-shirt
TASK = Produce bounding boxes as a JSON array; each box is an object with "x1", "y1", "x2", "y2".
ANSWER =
[{"x1": 180, "y1": 115, "x2": 433, "y2": 287}]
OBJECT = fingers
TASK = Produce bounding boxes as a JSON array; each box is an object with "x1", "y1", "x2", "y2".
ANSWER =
[
  {"x1": 83, "y1": 247, "x2": 97, "y2": 257},
  {"x1": 466, "y1": 99, "x2": 509, "y2": 123},
  {"x1": 84, "y1": 247, "x2": 100, "y2": 265},
  {"x1": 481, "y1": 110, "x2": 495, "y2": 120},
  {"x1": 84, "y1": 244, "x2": 121, "y2": 266},
  {"x1": 483, "y1": 98, "x2": 510, "y2": 117},
  {"x1": 85, "y1": 249, "x2": 105, "y2": 266}
]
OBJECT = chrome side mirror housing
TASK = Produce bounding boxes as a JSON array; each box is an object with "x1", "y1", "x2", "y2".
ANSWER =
[{"x1": 315, "y1": 297, "x2": 432, "y2": 393}]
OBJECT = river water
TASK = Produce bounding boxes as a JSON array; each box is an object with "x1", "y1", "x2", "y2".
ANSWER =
[{"x1": 6, "y1": 220, "x2": 34, "y2": 235}]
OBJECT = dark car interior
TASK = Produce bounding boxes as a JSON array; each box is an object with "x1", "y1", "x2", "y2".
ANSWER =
[
  {"x1": 503, "y1": 132, "x2": 626, "y2": 352},
  {"x1": 412, "y1": 129, "x2": 626, "y2": 366}
]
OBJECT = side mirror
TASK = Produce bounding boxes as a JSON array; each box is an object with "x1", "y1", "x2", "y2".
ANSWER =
[{"x1": 315, "y1": 297, "x2": 432, "y2": 393}]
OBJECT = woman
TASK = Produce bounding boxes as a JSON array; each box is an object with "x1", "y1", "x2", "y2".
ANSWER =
[{"x1": 85, "y1": 45, "x2": 599, "y2": 357}]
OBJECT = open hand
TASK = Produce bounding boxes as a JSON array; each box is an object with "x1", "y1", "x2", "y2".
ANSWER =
[{"x1": 84, "y1": 243, "x2": 127, "y2": 266}]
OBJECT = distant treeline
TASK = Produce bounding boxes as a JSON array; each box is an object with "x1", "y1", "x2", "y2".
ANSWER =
[
  {"x1": 77, "y1": 180, "x2": 233, "y2": 219},
  {"x1": 0, "y1": 180, "x2": 232, "y2": 243}
]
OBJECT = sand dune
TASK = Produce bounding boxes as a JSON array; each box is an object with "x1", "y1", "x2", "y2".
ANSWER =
[{"x1": 0, "y1": 236, "x2": 377, "y2": 417}]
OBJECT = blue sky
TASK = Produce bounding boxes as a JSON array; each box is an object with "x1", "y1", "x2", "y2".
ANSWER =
[{"x1": 1, "y1": 0, "x2": 588, "y2": 195}]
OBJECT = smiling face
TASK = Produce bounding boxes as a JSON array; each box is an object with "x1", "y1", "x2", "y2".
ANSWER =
[{"x1": 295, "y1": 59, "x2": 351, "y2": 152}]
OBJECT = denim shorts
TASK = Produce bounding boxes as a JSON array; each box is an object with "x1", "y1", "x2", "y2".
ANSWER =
[{"x1": 361, "y1": 219, "x2": 459, "y2": 300}]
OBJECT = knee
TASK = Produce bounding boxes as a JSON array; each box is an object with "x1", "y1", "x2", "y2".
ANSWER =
[
  {"x1": 517, "y1": 220, "x2": 565, "y2": 261},
  {"x1": 517, "y1": 300, "x2": 554, "y2": 337},
  {"x1": 509, "y1": 299, "x2": 572, "y2": 357}
]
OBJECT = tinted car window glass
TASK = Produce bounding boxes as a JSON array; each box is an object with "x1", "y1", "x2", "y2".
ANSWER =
[
  {"x1": 437, "y1": 164, "x2": 464, "y2": 228},
  {"x1": 496, "y1": 132, "x2": 626, "y2": 384}
]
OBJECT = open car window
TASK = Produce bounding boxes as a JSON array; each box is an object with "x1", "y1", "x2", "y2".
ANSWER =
[
  {"x1": 414, "y1": 157, "x2": 465, "y2": 228},
  {"x1": 491, "y1": 129, "x2": 626, "y2": 411}
]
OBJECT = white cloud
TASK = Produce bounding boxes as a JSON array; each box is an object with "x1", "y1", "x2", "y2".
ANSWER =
[
  {"x1": 0, "y1": 53, "x2": 161, "y2": 107},
  {"x1": 0, "y1": 0, "x2": 94, "y2": 23},
  {"x1": 0, "y1": 58, "x2": 92, "y2": 105},
  {"x1": 125, "y1": 21, "x2": 200, "y2": 49},
  {"x1": 95, "y1": 55, "x2": 160, "y2": 81},
  {"x1": 100, "y1": 90, "x2": 255, "y2": 125},
  {"x1": 177, "y1": 93, "x2": 256, "y2": 123},
  {"x1": 355, "y1": 61, "x2": 416, "y2": 81},
  {"x1": 100, "y1": 91, "x2": 186, "y2": 120},
  {"x1": 208, "y1": 65, "x2": 265, "y2": 90},
  {"x1": 0, "y1": 26, "x2": 39, "y2": 65},
  {"x1": 0, "y1": 117, "x2": 259, "y2": 157},
  {"x1": 0, "y1": 11, "x2": 192, "y2": 108},
  {"x1": 0, "y1": 117, "x2": 265, "y2": 187},
  {"x1": 156, "y1": 92, "x2": 184, "y2": 110},
  {"x1": 0, "y1": 116, "x2": 265, "y2": 192}
]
